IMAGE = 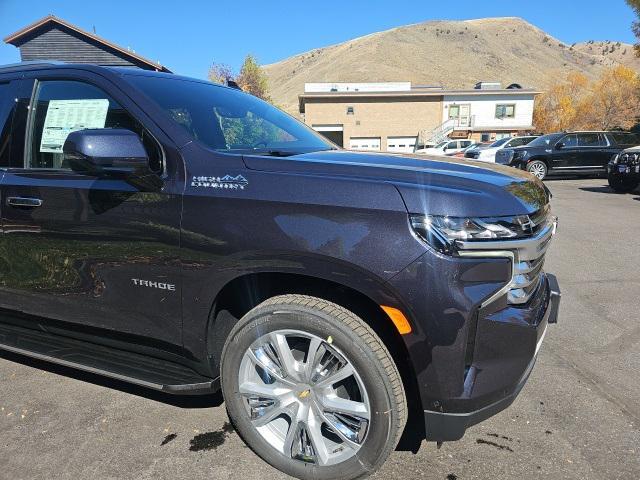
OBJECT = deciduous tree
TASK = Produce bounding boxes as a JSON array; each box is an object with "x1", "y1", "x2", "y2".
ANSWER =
[
  {"x1": 208, "y1": 62, "x2": 235, "y2": 85},
  {"x1": 626, "y1": 0, "x2": 640, "y2": 55},
  {"x1": 586, "y1": 66, "x2": 640, "y2": 130},
  {"x1": 237, "y1": 54, "x2": 272, "y2": 102},
  {"x1": 533, "y1": 67, "x2": 640, "y2": 132},
  {"x1": 533, "y1": 72, "x2": 590, "y2": 133},
  {"x1": 207, "y1": 55, "x2": 272, "y2": 103}
]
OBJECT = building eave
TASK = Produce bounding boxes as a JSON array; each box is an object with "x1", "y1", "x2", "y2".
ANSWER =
[
  {"x1": 300, "y1": 89, "x2": 540, "y2": 99},
  {"x1": 4, "y1": 15, "x2": 172, "y2": 73},
  {"x1": 469, "y1": 125, "x2": 536, "y2": 132}
]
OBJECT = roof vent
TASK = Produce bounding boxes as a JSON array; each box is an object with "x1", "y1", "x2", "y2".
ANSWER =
[
  {"x1": 506, "y1": 83, "x2": 523, "y2": 89},
  {"x1": 474, "y1": 81, "x2": 501, "y2": 90}
]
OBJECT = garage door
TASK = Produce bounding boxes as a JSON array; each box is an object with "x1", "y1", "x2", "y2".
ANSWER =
[
  {"x1": 387, "y1": 136, "x2": 417, "y2": 153},
  {"x1": 349, "y1": 137, "x2": 380, "y2": 151}
]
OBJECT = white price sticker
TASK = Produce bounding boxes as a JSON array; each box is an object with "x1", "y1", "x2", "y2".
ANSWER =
[{"x1": 39, "y1": 99, "x2": 109, "y2": 153}]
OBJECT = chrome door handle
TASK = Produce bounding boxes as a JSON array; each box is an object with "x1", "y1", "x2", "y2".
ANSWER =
[{"x1": 6, "y1": 197, "x2": 43, "y2": 208}]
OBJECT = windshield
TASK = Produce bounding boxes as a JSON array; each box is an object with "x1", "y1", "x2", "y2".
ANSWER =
[
  {"x1": 434, "y1": 141, "x2": 448, "y2": 149},
  {"x1": 527, "y1": 133, "x2": 563, "y2": 147},
  {"x1": 125, "y1": 75, "x2": 333, "y2": 155},
  {"x1": 489, "y1": 137, "x2": 511, "y2": 148}
]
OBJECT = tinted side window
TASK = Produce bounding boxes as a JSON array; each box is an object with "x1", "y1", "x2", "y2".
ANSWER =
[
  {"x1": 0, "y1": 83, "x2": 13, "y2": 167},
  {"x1": 560, "y1": 134, "x2": 578, "y2": 148},
  {"x1": 509, "y1": 137, "x2": 530, "y2": 147},
  {"x1": 577, "y1": 133, "x2": 605, "y2": 147},
  {"x1": 609, "y1": 132, "x2": 640, "y2": 147},
  {"x1": 27, "y1": 80, "x2": 160, "y2": 171}
]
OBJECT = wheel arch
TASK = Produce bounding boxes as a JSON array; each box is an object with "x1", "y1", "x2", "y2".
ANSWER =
[
  {"x1": 206, "y1": 271, "x2": 425, "y2": 450},
  {"x1": 526, "y1": 156, "x2": 550, "y2": 168}
]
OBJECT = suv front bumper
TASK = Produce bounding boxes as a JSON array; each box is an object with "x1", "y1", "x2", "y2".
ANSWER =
[
  {"x1": 423, "y1": 273, "x2": 560, "y2": 441},
  {"x1": 608, "y1": 161, "x2": 640, "y2": 180}
]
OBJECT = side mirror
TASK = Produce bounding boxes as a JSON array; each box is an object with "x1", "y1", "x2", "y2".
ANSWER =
[
  {"x1": 555, "y1": 142, "x2": 565, "y2": 150},
  {"x1": 63, "y1": 129, "x2": 150, "y2": 176}
]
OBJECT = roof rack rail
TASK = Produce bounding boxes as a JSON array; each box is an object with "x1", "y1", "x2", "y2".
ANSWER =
[{"x1": 0, "y1": 60, "x2": 67, "y2": 71}]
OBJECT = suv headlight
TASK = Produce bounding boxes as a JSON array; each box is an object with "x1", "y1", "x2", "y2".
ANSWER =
[
  {"x1": 514, "y1": 150, "x2": 528, "y2": 160},
  {"x1": 410, "y1": 214, "x2": 533, "y2": 253}
]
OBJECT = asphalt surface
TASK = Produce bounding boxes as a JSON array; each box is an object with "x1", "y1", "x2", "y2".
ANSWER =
[{"x1": 1, "y1": 178, "x2": 639, "y2": 480}]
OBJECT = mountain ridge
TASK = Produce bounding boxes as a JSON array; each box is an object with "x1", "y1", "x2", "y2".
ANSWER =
[{"x1": 263, "y1": 17, "x2": 640, "y2": 114}]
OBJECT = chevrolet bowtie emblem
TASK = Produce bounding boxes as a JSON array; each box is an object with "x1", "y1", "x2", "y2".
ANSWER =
[{"x1": 298, "y1": 389, "x2": 311, "y2": 399}]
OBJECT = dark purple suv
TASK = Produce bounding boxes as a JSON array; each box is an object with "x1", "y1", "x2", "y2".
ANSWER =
[{"x1": 0, "y1": 62, "x2": 560, "y2": 480}]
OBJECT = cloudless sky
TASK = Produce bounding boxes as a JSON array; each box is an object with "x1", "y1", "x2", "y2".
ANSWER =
[{"x1": 0, "y1": 0, "x2": 635, "y2": 79}]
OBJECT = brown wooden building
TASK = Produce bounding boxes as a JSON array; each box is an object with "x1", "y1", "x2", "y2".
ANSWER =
[{"x1": 4, "y1": 15, "x2": 171, "y2": 72}]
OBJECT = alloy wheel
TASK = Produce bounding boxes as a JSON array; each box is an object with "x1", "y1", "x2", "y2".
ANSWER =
[
  {"x1": 237, "y1": 329, "x2": 370, "y2": 466},
  {"x1": 528, "y1": 162, "x2": 547, "y2": 180}
]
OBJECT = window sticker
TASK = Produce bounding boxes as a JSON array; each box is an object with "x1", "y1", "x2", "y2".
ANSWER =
[{"x1": 39, "y1": 99, "x2": 109, "y2": 153}]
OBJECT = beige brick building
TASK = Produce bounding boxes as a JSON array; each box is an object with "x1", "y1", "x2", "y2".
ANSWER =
[{"x1": 299, "y1": 82, "x2": 540, "y2": 153}]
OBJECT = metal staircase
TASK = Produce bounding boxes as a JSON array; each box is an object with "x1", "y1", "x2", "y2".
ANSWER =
[
  {"x1": 416, "y1": 116, "x2": 476, "y2": 149},
  {"x1": 416, "y1": 119, "x2": 456, "y2": 148}
]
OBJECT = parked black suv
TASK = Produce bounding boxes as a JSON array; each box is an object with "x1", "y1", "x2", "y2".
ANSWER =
[
  {"x1": 608, "y1": 146, "x2": 640, "y2": 192},
  {"x1": 0, "y1": 62, "x2": 560, "y2": 480},
  {"x1": 496, "y1": 131, "x2": 640, "y2": 180}
]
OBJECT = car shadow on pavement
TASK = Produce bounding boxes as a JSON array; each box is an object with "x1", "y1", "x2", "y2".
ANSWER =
[
  {"x1": 578, "y1": 186, "x2": 616, "y2": 194},
  {"x1": 579, "y1": 185, "x2": 640, "y2": 196},
  {"x1": 0, "y1": 350, "x2": 224, "y2": 409}
]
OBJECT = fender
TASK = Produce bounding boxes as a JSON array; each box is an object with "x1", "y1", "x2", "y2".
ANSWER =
[{"x1": 180, "y1": 250, "x2": 414, "y2": 367}]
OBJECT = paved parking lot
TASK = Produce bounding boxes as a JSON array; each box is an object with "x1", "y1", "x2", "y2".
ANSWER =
[{"x1": 0, "y1": 178, "x2": 638, "y2": 480}]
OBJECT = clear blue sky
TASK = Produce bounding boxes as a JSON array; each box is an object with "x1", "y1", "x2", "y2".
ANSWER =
[{"x1": 0, "y1": 0, "x2": 635, "y2": 79}]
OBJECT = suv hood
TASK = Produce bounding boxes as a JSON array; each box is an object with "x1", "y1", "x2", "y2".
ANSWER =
[{"x1": 243, "y1": 150, "x2": 549, "y2": 217}]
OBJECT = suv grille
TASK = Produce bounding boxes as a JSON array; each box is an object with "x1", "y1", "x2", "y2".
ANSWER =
[
  {"x1": 495, "y1": 149, "x2": 514, "y2": 165},
  {"x1": 620, "y1": 152, "x2": 640, "y2": 165},
  {"x1": 456, "y1": 207, "x2": 556, "y2": 306}
]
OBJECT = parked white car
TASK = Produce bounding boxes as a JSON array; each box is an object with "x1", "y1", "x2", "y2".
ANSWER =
[
  {"x1": 465, "y1": 136, "x2": 538, "y2": 162},
  {"x1": 415, "y1": 139, "x2": 473, "y2": 156}
]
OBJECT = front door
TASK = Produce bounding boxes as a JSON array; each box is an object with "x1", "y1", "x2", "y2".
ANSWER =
[
  {"x1": 550, "y1": 133, "x2": 579, "y2": 171},
  {"x1": 0, "y1": 73, "x2": 184, "y2": 350},
  {"x1": 449, "y1": 104, "x2": 471, "y2": 127}
]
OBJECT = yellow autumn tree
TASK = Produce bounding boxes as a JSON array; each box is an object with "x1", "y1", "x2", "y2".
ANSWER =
[
  {"x1": 208, "y1": 55, "x2": 272, "y2": 103},
  {"x1": 534, "y1": 67, "x2": 640, "y2": 132},
  {"x1": 533, "y1": 72, "x2": 589, "y2": 133},
  {"x1": 584, "y1": 66, "x2": 640, "y2": 130}
]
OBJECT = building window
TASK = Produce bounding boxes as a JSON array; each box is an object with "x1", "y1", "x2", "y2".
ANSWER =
[
  {"x1": 346, "y1": 106, "x2": 354, "y2": 115},
  {"x1": 481, "y1": 133, "x2": 491, "y2": 142},
  {"x1": 495, "y1": 104, "x2": 515, "y2": 119},
  {"x1": 448, "y1": 104, "x2": 460, "y2": 118}
]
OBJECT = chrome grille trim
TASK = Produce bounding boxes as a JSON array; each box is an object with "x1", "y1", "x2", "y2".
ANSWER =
[{"x1": 457, "y1": 216, "x2": 557, "y2": 306}]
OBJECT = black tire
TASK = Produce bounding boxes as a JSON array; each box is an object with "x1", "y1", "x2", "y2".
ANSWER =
[
  {"x1": 526, "y1": 159, "x2": 548, "y2": 180},
  {"x1": 221, "y1": 294, "x2": 407, "y2": 480},
  {"x1": 608, "y1": 175, "x2": 640, "y2": 193}
]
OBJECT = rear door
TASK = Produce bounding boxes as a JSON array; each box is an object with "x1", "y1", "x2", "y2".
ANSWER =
[
  {"x1": 0, "y1": 71, "x2": 185, "y2": 350},
  {"x1": 574, "y1": 132, "x2": 609, "y2": 171}
]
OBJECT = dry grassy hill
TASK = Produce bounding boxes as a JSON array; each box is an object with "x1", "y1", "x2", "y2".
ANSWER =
[{"x1": 264, "y1": 17, "x2": 639, "y2": 114}]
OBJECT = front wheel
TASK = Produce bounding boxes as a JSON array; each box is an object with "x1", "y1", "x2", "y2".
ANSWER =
[
  {"x1": 608, "y1": 175, "x2": 639, "y2": 193},
  {"x1": 526, "y1": 160, "x2": 548, "y2": 180},
  {"x1": 221, "y1": 295, "x2": 407, "y2": 480}
]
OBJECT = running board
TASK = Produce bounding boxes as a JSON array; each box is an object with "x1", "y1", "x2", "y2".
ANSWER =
[{"x1": 0, "y1": 322, "x2": 218, "y2": 395}]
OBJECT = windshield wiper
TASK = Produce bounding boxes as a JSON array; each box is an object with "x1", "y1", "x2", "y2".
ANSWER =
[{"x1": 265, "y1": 150, "x2": 297, "y2": 157}]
